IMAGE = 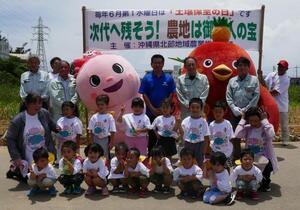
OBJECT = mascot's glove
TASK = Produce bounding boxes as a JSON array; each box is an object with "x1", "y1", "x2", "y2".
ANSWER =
[{"x1": 232, "y1": 107, "x2": 243, "y2": 117}]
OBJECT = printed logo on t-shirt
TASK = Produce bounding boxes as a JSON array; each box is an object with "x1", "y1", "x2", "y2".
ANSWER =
[
  {"x1": 94, "y1": 121, "x2": 107, "y2": 138},
  {"x1": 247, "y1": 138, "x2": 264, "y2": 156},
  {"x1": 25, "y1": 127, "x2": 45, "y2": 151},
  {"x1": 59, "y1": 124, "x2": 74, "y2": 140},
  {"x1": 162, "y1": 123, "x2": 173, "y2": 137},
  {"x1": 188, "y1": 127, "x2": 201, "y2": 141}
]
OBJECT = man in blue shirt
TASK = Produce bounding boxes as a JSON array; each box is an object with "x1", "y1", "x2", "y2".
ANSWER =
[{"x1": 139, "y1": 54, "x2": 176, "y2": 154}]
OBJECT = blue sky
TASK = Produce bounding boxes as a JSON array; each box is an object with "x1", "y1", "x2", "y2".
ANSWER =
[{"x1": 1, "y1": 0, "x2": 300, "y2": 77}]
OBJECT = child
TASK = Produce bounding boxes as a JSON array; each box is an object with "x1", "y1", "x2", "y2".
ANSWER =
[
  {"x1": 117, "y1": 97, "x2": 151, "y2": 156},
  {"x1": 27, "y1": 147, "x2": 57, "y2": 197},
  {"x1": 149, "y1": 145, "x2": 173, "y2": 194},
  {"x1": 57, "y1": 101, "x2": 83, "y2": 161},
  {"x1": 181, "y1": 98, "x2": 210, "y2": 167},
  {"x1": 151, "y1": 99, "x2": 180, "y2": 160},
  {"x1": 88, "y1": 94, "x2": 116, "y2": 160},
  {"x1": 173, "y1": 147, "x2": 204, "y2": 198},
  {"x1": 58, "y1": 141, "x2": 84, "y2": 195},
  {"x1": 235, "y1": 107, "x2": 278, "y2": 192},
  {"x1": 108, "y1": 142, "x2": 129, "y2": 193},
  {"x1": 124, "y1": 147, "x2": 150, "y2": 197},
  {"x1": 203, "y1": 152, "x2": 235, "y2": 205},
  {"x1": 83, "y1": 143, "x2": 109, "y2": 196},
  {"x1": 209, "y1": 100, "x2": 234, "y2": 167},
  {"x1": 231, "y1": 149, "x2": 263, "y2": 200}
]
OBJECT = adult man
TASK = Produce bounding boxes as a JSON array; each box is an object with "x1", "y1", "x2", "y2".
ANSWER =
[
  {"x1": 48, "y1": 60, "x2": 78, "y2": 122},
  {"x1": 19, "y1": 55, "x2": 49, "y2": 109},
  {"x1": 176, "y1": 56, "x2": 209, "y2": 119},
  {"x1": 48, "y1": 57, "x2": 61, "y2": 80},
  {"x1": 265, "y1": 60, "x2": 290, "y2": 146},
  {"x1": 226, "y1": 57, "x2": 260, "y2": 159},
  {"x1": 139, "y1": 54, "x2": 176, "y2": 154}
]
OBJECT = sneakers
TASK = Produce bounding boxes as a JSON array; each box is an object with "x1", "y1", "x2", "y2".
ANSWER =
[
  {"x1": 153, "y1": 185, "x2": 163, "y2": 193},
  {"x1": 101, "y1": 187, "x2": 109, "y2": 196},
  {"x1": 72, "y1": 186, "x2": 81, "y2": 195},
  {"x1": 27, "y1": 187, "x2": 40, "y2": 197},
  {"x1": 162, "y1": 186, "x2": 171, "y2": 194},
  {"x1": 224, "y1": 192, "x2": 236, "y2": 205},
  {"x1": 85, "y1": 186, "x2": 96, "y2": 196},
  {"x1": 111, "y1": 186, "x2": 120, "y2": 194},
  {"x1": 139, "y1": 188, "x2": 148, "y2": 198},
  {"x1": 63, "y1": 186, "x2": 72, "y2": 195},
  {"x1": 236, "y1": 190, "x2": 244, "y2": 200},
  {"x1": 118, "y1": 185, "x2": 129, "y2": 193},
  {"x1": 179, "y1": 190, "x2": 188, "y2": 198},
  {"x1": 48, "y1": 186, "x2": 57, "y2": 196},
  {"x1": 251, "y1": 191, "x2": 259, "y2": 200},
  {"x1": 259, "y1": 184, "x2": 271, "y2": 192}
]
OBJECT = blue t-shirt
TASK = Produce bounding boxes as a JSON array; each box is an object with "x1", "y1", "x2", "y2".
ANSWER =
[{"x1": 139, "y1": 71, "x2": 176, "y2": 118}]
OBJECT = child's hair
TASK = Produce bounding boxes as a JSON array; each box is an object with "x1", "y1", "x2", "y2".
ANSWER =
[
  {"x1": 150, "y1": 145, "x2": 165, "y2": 157},
  {"x1": 244, "y1": 107, "x2": 261, "y2": 121},
  {"x1": 213, "y1": 100, "x2": 227, "y2": 111},
  {"x1": 210, "y1": 152, "x2": 227, "y2": 166},
  {"x1": 236, "y1": 56, "x2": 250, "y2": 67},
  {"x1": 128, "y1": 147, "x2": 140, "y2": 158},
  {"x1": 84, "y1": 143, "x2": 104, "y2": 158},
  {"x1": 61, "y1": 141, "x2": 77, "y2": 153},
  {"x1": 240, "y1": 148, "x2": 254, "y2": 160},
  {"x1": 188, "y1": 97, "x2": 203, "y2": 108},
  {"x1": 61, "y1": 101, "x2": 75, "y2": 112},
  {"x1": 180, "y1": 147, "x2": 194, "y2": 158},
  {"x1": 96, "y1": 94, "x2": 110, "y2": 105},
  {"x1": 131, "y1": 97, "x2": 144, "y2": 108},
  {"x1": 160, "y1": 98, "x2": 172, "y2": 108},
  {"x1": 25, "y1": 93, "x2": 42, "y2": 105},
  {"x1": 33, "y1": 147, "x2": 49, "y2": 163},
  {"x1": 115, "y1": 142, "x2": 129, "y2": 154}
]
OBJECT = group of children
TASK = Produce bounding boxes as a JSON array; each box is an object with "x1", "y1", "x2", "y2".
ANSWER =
[{"x1": 20, "y1": 93, "x2": 278, "y2": 204}]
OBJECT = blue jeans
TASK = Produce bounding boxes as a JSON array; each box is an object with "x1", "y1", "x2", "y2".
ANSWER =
[{"x1": 203, "y1": 187, "x2": 226, "y2": 204}]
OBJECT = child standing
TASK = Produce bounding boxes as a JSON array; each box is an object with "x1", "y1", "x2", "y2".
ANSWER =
[
  {"x1": 83, "y1": 143, "x2": 109, "y2": 196},
  {"x1": 88, "y1": 95, "x2": 116, "y2": 160},
  {"x1": 57, "y1": 101, "x2": 83, "y2": 161},
  {"x1": 149, "y1": 146, "x2": 173, "y2": 194},
  {"x1": 108, "y1": 142, "x2": 129, "y2": 193},
  {"x1": 124, "y1": 147, "x2": 150, "y2": 197},
  {"x1": 173, "y1": 148, "x2": 205, "y2": 198},
  {"x1": 27, "y1": 147, "x2": 57, "y2": 197},
  {"x1": 151, "y1": 99, "x2": 180, "y2": 160},
  {"x1": 117, "y1": 97, "x2": 151, "y2": 156},
  {"x1": 203, "y1": 152, "x2": 235, "y2": 205},
  {"x1": 58, "y1": 141, "x2": 84, "y2": 195},
  {"x1": 235, "y1": 107, "x2": 278, "y2": 192},
  {"x1": 181, "y1": 98, "x2": 210, "y2": 167},
  {"x1": 231, "y1": 149, "x2": 263, "y2": 200},
  {"x1": 209, "y1": 100, "x2": 234, "y2": 167}
]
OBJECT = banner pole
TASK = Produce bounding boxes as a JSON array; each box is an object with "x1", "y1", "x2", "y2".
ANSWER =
[
  {"x1": 257, "y1": 5, "x2": 267, "y2": 86},
  {"x1": 82, "y1": 6, "x2": 90, "y2": 144}
]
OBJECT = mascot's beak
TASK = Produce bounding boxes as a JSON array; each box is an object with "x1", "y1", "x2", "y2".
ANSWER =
[{"x1": 212, "y1": 64, "x2": 232, "y2": 81}]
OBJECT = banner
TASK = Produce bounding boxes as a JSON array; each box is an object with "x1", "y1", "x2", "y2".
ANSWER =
[{"x1": 84, "y1": 9, "x2": 262, "y2": 51}]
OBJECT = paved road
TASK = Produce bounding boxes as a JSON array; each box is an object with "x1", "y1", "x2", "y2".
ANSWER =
[{"x1": 0, "y1": 142, "x2": 299, "y2": 210}]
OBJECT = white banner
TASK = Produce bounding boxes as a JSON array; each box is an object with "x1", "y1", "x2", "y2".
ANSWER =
[{"x1": 84, "y1": 8, "x2": 262, "y2": 51}]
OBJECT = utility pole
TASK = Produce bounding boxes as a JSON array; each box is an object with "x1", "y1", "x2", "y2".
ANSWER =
[
  {"x1": 32, "y1": 17, "x2": 49, "y2": 72},
  {"x1": 295, "y1": 66, "x2": 298, "y2": 78}
]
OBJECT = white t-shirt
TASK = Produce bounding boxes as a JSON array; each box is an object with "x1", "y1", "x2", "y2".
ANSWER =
[
  {"x1": 23, "y1": 111, "x2": 46, "y2": 164},
  {"x1": 209, "y1": 120, "x2": 234, "y2": 157},
  {"x1": 181, "y1": 116, "x2": 210, "y2": 143},
  {"x1": 151, "y1": 157, "x2": 173, "y2": 174},
  {"x1": 231, "y1": 165, "x2": 263, "y2": 183},
  {"x1": 173, "y1": 164, "x2": 203, "y2": 182},
  {"x1": 127, "y1": 162, "x2": 150, "y2": 178},
  {"x1": 88, "y1": 113, "x2": 116, "y2": 139},
  {"x1": 48, "y1": 72, "x2": 59, "y2": 81},
  {"x1": 265, "y1": 72, "x2": 290, "y2": 112},
  {"x1": 108, "y1": 157, "x2": 125, "y2": 179},
  {"x1": 28, "y1": 163, "x2": 57, "y2": 179},
  {"x1": 214, "y1": 169, "x2": 232, "y2": 193},
  {"x1": 151, "y1": 115, "x2": 178, "y2": 138},
  {"x1": 59, "y1": 158, "x2": 82, "y2": 175},
  {"x1": 122, "y1": 113, "x2": 151, "y2": 137},
  {"x1": 57, "y1": 116, "x2": 83, "y2": 142},
  {"x1": 82, "y1": 158, "x2": 109, "y2": 179}
]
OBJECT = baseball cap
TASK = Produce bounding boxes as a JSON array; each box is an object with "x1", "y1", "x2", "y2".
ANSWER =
[{"x1": 277, "y1": 60, "x2": 289, "y2": 69}]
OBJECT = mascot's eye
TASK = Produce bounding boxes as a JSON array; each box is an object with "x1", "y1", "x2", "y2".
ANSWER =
[
  {"x1": 232, "y1": 60, "x2": 238, "y2": 69},
  {"x1": 203, "y1": 59, "x2": 213, "y2": 68},
  {"x1": 89, "y1": 75, "x2": 101, "y2": 87},
  {"x1": 112, "y1": 63, "x2": 124, "y2": 74}
]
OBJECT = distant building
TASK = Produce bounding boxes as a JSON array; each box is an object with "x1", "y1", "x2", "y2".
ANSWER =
[
  {"x1": 291, "y1": 77, "x2": 300, "y2": 86},
  {"x1": 0, "y1": 36, "x2": 9, "y2": 60}
]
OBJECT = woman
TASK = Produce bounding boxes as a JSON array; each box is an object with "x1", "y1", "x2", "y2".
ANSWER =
[{"x1": 6, "y1": 93, "x2": 59, "y2": 182}]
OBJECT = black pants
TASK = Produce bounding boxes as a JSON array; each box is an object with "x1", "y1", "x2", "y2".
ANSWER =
[
  {"x1": 262, "y1": 160, "x2": 273, "y2": 186},
  {"x1": 58, "y1": 173, "x2": 84, "y2": 188},
  {"x1": 148, "y1": 115, "x2": 157, "y2": 156},
  {"x1": 230, "y1": 116, "x2": 242, "y2": 161}
]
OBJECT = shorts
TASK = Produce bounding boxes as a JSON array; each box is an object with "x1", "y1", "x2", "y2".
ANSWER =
[
  {"x1": 156, "y1": 136, "x2": 177, "y2": 157},
  {"x1": 184, "y1": 141, "x2": 205, "y2": 166}
]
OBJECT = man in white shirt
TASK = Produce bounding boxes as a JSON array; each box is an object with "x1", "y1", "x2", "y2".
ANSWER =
[
  {"x1": 48, "y1": 57, "x2": 61, "y2": 80},
  {"x1": 264, "y1": 60, "x2": 290, "y2": 146}
]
